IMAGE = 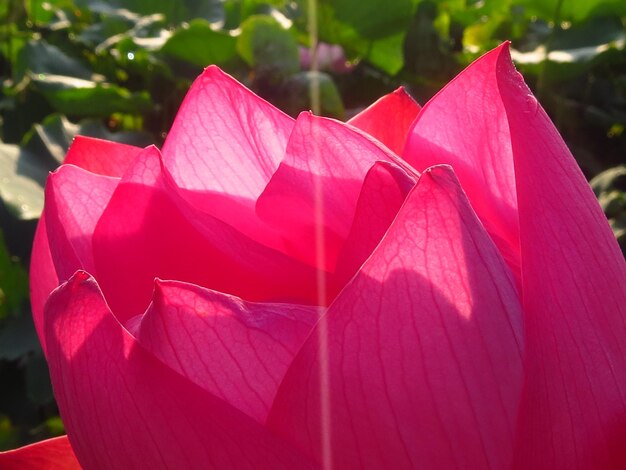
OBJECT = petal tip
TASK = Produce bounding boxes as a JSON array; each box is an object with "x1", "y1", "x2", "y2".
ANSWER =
[
  {"x1": 152, "y1": 278, "x2": 166, "y2": 301},
  {"x1": 197, "y1": 64, "x2": 248, "y2": 92},
  {"x1": 493, "y1": 41, "x2": 534, "y2": 107},
  {"x1": 47, "y1": 270, "x2": 98, "y2": 314},
  {"x1": 67, "y1": 269, "x2": 94, "y2": 286},
  {"x1": 65, "y1": 135, "x2": 105, "y2": 159},
  {"x1": 48, "y1": 166, "x2": 64, "y2": 180},
  {"x1": 296, "y1": 110, "x2": 314, "y2": 121},
  {"x1": 495, "y1": 40, "x2": 514, "y2": 69},
  {"x1": 55, "y1": 270, "x2": 99, "y2": 300},
  {"x1": 144, "y1": 144, "x2": 165, "y2": 163},
  {"x1": 392, "y1": 86, "x2": 410, "y2": 97},
  {"x1": 69, "y1": 134, "x2": 104, "y2": 147},
  {"x1": 420, "y1": 164, "x2": 461, "y2": 191},
  {"x1": 149, "y1": 278, "x2": 176, "y2": 312},
  {"x1": 422, "y1": 163, "x2": 454, "y2": 176},
  {"x1": 200, "y1": 63, "x2": 228, "y2": 81}
]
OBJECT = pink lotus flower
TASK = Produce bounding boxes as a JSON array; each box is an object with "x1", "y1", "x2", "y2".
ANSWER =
[{"x1": 3, "y1": 43, "x2": 626, "y2": 469}]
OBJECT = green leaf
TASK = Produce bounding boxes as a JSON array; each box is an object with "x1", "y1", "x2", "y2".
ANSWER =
[
  {"x1": 15, "y1": 40, "x2": 92, "y2": 82},
  {"x1": 77, "y1": 13, "x2": 137, "y2": 47},
  {"x1": 368, "y1": 32, "x2": 406, "y2": 75},
  {"x1": 612, "y1": 214, "x2": 626, "y2": 255},
  {"x1": 591, "y1": 165, "x2": 626, "y2": 256},
  {"x1": 44, "y1": 416, "x2": 66, "y2": 436},
  {"x1": 22, "y1": 113, "x2": 153, "y2": 162},
  {"x1": 512, "y1": 15, "x2": 626, "y2": 80},
  {"x1": 26, "y1": 0, "x2": 76, "y2": 25},
  {"x1": 184, "y1": 0, "x2": 225, "y2": 24},
  {"x1": 32, "y1": 74, "x2": 151, "y2": 117},
  {"x1": 0, "y1": 415, "x2": 18, "y2": 452},
  {"x1": 75, "y1": 0, "x2": 185, "y2": 23},
  {"x1": 305, "y1": 0, "x2": 413, "y2": 40},
  {"x1": 403, "y1": 1, "x2": 455, "y2": 79},
  {"x1": 513, "y1": 0, "x2": 626, "y2": 22},
  {"x1": 445, "y1": 0, "x2": 511, "y2": 26},
  {"x1": 0, "y1": 26, "x2": 28, "y2": 70},
  {"x1": 79, "y1": 11, "x2": 168, "y2": 55},
  {"x1": 112, "y1": 34, "x2": 173, "y2": 86},
  {"x1": 161, "y1": 19, "x2": 237, "y2": 68},
  {"x1": 461, "y1": 1, "x2": 510, "y2": 48},
  {"x1": 0, "y1": 115, "x2": 151, "y2": 220},
  {"x1": 0, "y1": 142, "x2": 49, "y2": 220},
  {"x1": 294, "y1": 1, "x2": 413, "y2": 74},
  {"x1": 74, "y1": 0, "x2": 224, "y2": 24},
  {"x1": 591, "y1": 165, "x2": 626, "y2": 196},
  {"x1": 21, "y1": 114, "x2": 78, "y2": 165},
  {"x1": 283, "y1": 71, "x2": 345, "y2": 119},
  {"x1": 0, "y1": 313, "x2": 39, "y2": 361},
  {"x1": 237, "y1": 15, "x2": 299, "y2": 77},
  {"x1": 0, "y1": 231, "x2": 28, "y2": 321},
  {"x1": 25, "y1": 353, "x2": 54, "y2": 405}
]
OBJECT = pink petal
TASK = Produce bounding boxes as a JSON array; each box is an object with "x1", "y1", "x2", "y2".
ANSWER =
[
  {"x1": 45, "y1": 271, "x2": 317, "y2": 469},
  {"x1": 158, "y1": 66, "x2": 294, "y2": 252},
  {"x1": 37, "y1": 165, "x2": 114, "y2": 350},
  {"x1": 92, "y1": 145, "x2": 321, "y2": 322},
  {"x1": 31, "y1": 164, "x2": 118, "y2": 354},
  {"x1": 63, "y1": 136, "x2": 141, "y2": 177},
  {"x1": 0, "y1": 436, "x2": 80, "y2": 470},
  {"x1": 484, "y1": 47, "x2": 626, "y2": 468},
  {"x1": 256, "y1": 112, "x2": 412, "y2": 272},
  {"x1": 175, "y1": 186, "x2": 289, "y2": 257},
  {"x1": 30, "y1": 214, "x2": 58, "y2": 355},
  {"x1": 267, "y1": 166, "x2": 524, "y2": 469},
  {"x1": 334, "y1": 161, "x2": 415, "y2": 284},
  {"x1": 348, "y1": 87, "x2": 421, "y2": 155},
  {"x1": 44, "y1": 165, "x2": 118, "y2": 281},
  {"x1": 133, "y1": 280, "x2": 320, "y2": 423},
  {"x1": 403, "y1": 44, "x2": 520, "y2": 280},
  {"x1": 161, "y1": 65, "x2": 294, "y2": 199}
]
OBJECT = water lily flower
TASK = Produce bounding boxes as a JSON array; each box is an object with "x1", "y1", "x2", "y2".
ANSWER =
[{"x1": 2, "y1": 42, "x2": 625, "y2": 470}]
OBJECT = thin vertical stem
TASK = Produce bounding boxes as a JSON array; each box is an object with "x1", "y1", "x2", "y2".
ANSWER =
[{"x1": 308, "y1": 0, "x2": 321, "y2": 115}]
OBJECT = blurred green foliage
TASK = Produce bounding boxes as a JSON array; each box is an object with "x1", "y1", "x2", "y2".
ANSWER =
[
  {"x1": 0, "y1": 0, "x2": 625, "y2": 450},
  {"x1": 592, "y1": 165, "x2": 626, "y2": 252}
]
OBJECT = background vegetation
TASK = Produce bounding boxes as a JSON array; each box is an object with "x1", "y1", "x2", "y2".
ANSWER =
[{"x1": 1, "y1": 0, "x2": 625, "y2": 450}]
